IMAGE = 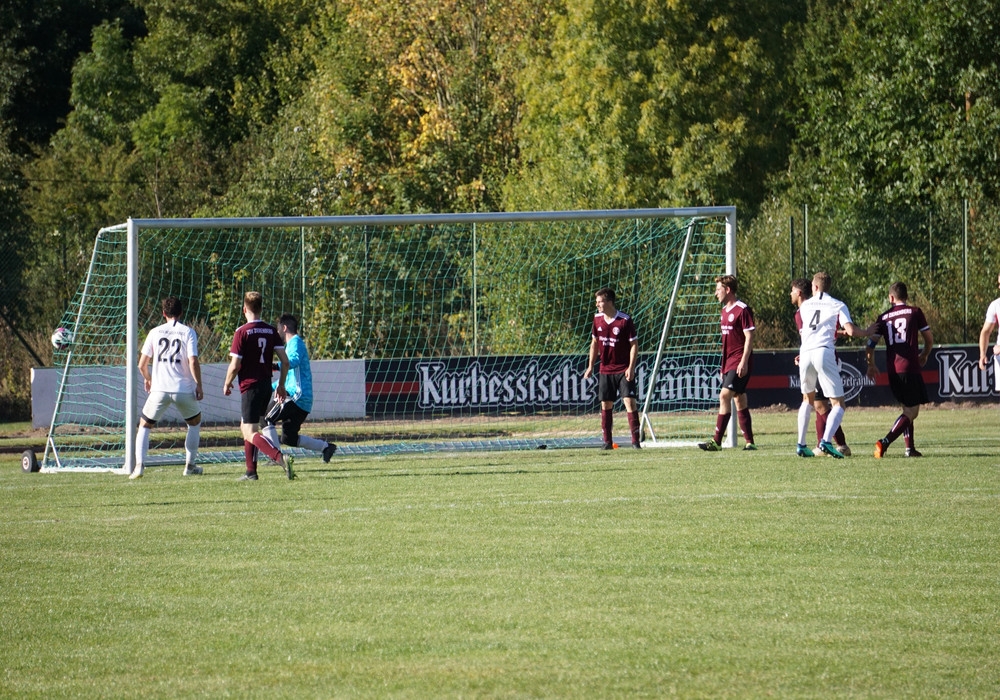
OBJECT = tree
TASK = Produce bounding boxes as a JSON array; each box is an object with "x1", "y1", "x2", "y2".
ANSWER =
[
  {"x1": 293, "y1": 0, "x2": 548, "y2": 215},
  {"x1": 504, "y1": 0, "x2": 806, "y2": 216},
  {"x1": 779, "y1": 0, "x2": 1000, "y2": 343}
]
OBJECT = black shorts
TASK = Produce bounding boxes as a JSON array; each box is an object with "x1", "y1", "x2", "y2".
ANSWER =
[
  {"x1": 889, "y1": 372, "x2": 928, "y2": 408},
  {"x1": 598, "y1": 372, "x2": 637, "y2": 403},
  {"x1": 240, "y1": 383, "x2": 272, "y2": 425},
  {"x1": 264, "y1": 397, "x2": 310, "y2": 447},
  {"x1": 721, "y1": 369, "x2": 751, "y2": 395}
]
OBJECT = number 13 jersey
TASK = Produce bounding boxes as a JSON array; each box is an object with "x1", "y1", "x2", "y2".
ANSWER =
[
  {"x1": 141, "y1": 320, "x2": 199, "y2": 394},
  {"x1": 873, "y1": 304, "x2": 929, "y2": 375}
]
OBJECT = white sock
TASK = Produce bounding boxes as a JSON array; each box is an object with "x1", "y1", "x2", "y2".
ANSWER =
[
  {"x1": 185, "y1": 424, "x2": 200, "y2": 465},
  {"x1": 824, "y1": 405, "x2": 845, "y2": 443},
  {"x1": 297, "y1": 435, "x2": 326, "y2": 452},
  {"x1": 136, "y1": 425, "x2": 151, "y2": 468},
  {"x1": 797, "y1": 402, "x2": 813, "y2": 446},
  {"x1": 262, "y1": 424, "x2": 281, "y2": 450}
]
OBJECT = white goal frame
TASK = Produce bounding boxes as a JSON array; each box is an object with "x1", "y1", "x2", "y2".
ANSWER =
[{"x1": 45, "y1": 207, "x2": 737, "y2": 473}]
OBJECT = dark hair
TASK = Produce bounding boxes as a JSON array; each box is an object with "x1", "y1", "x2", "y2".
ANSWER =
[
  {"x1": 162, "y1": 296, "x2": 182, "y2": 318},
  {"x1": 890, "y1": 281, "x2": 908, "y2": 301},
  {"x1": 715, "y1": 274, "x2": 738, "y2": 294},
  {"x1": 595, "y1": 287, "x2": 616, "y2": 303},
  {"x1": 278, "y1": 313, "x2": 299, "y2": 334},
  {"x1": 791, "y1": 278, "x2": 811, "y2": 297}
]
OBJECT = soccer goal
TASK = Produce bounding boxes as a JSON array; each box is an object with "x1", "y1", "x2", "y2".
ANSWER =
[{"x1": 42, "y1": 208, "x2": 735, "y2": 472}]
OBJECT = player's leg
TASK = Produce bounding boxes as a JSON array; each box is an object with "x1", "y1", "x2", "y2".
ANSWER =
[
  {"x1": 239, "y1": 388, "x2": 269, "y2": 479},
  {"x1": 699, "y1": 372, "x2": 737, "y2": 451},
  {"x1": 900, "y1": 374, "x2": 927, "y2": 457},
  {"x1": 825, "y1": 402, "x2": 846, "y2": 439},
  {"x1": 281, "y1": 404, "x2": 340, "y2": 463},
  {"x1": 796, "y1": 354, "x2": 818, "y2": 455},
  {"x1": 618, "y1": 373, "x2": 641, "y2": 448},
  {"x1": 797, "y1": 395, "x2": 814, "y2": 456},
  {"x1": 133, "y1": 417, "x2": 153, "y2": 479},
  {"x1": 261, "y1": 392, "x2": 283, "y2": 448},
  {"x1": 812, "y1": 398, "x2": 828, "y2": 448},
  {"x1": 175, "y1": 392, "x2": 203, "y2": 475},
  {"x1": 902, "y1": 404, "x2": 921, "y2": 456},
  {"x1": 816, "y1": 350, "x2": 846, "y2": 455},
  {"x1": 247, "y1": 389, "x2": 294, "y2": 479},
  {"x1": 132, "y1": 392, "x2": 171, "y2": 479},
  {"x1": 598, "y1": 374, "x2": 616, "y2": 448},
  {"x1": 622, "y1": 396, "x2": 641, "y2": 448},
  {"x1": 877, "y1": 374, "x2": 924, "y2": 457},
  {"x1": 732, "y1": 375, "x2": 754, "y2": 449},
  {"x1": 877, "y1": 410, "x2": 910, "y2": 453}
]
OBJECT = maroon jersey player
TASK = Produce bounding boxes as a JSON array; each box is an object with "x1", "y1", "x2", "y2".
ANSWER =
[
  {"x1": 866, "y1": 281, "x2": 933, "y2": 458},
  {"x1": 223, "y1": 291, "x2": 294, "y2": 480},
  {"x1": 583, "y1": 287, "x2": 641, "y2": 449},
  {"x1": 698, "y1": 274, "x2": 756, "y2": 451}
]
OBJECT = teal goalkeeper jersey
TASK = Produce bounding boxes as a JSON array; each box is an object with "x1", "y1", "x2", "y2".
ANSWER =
[{"x1": 273, "y1": 334, "x2": 314, "y2": 412}]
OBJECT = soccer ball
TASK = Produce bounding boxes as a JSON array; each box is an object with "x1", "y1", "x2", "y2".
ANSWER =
[{"x1": 51, "y1": 327, "x2": 73, "y2": 350}]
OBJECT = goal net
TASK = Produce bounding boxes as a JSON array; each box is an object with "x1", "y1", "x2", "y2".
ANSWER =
[{"x1": 42, "y1": 208, "x2": 735, "y2": 472}]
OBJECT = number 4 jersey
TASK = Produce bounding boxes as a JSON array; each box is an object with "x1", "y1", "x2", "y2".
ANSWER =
[
  {"x1": 141, "y1": 319, "x2": 200, "y2": 394},
  {"x1": 797, "y1": 292, "x2": 854, "y2": 352}
]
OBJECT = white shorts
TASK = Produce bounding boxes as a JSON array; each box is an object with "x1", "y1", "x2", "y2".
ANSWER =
[
  {"x1": 142, "y1": 391, "x2": 201, "y2": 423},
  {"x1": 798, "y1": 347, "x2": 844, "y2": 399}
]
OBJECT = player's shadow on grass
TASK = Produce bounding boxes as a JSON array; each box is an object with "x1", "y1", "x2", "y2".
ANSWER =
[{"x1": 304, "y1": 462, "x2": 641, "y2": 479}]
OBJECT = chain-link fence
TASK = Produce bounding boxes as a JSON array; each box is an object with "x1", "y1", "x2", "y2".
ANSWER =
[
  {"x1": 744, "y1": 198, "x2": 1000, "y2": 349},
  {"x1": 789, "y1": 199, "x2": 1000, "y2": 345}
]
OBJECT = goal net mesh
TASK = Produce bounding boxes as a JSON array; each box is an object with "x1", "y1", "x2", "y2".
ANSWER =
[{"x1": 43, "y1": 210, "x2": 731, "y2": 471}]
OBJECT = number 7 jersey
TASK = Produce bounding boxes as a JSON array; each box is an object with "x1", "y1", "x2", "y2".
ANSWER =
[{"x1": 141, "y1": 319, "x2": 199, "y2": 393}]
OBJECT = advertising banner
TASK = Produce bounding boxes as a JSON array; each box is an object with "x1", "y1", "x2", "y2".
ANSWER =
[{"x1": 365, "y1": 346, "x2": 999, "y2": 416}]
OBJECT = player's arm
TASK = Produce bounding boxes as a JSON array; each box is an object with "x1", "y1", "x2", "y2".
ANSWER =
[
  {"x1": 583, "y1": 336, "x2": 599, "y2": 379},
  {"x1": 284, "y1": 340, "x2": 301, "y2": 369},
  {"x1": 625, "y1": 338, "x2": 638, "y2": 382},
  {"x1": 274, "y1": 347, "x2": 290, "y2": 400},
  {"x1": 190, "y1": 355, "x2": 204, "y2": 401},
  {"x1": 138, "y1": 353, "x2": 153, "y2": 393},
  {"x1": 979, "y1": 320, "x2": 997, "y2": 369},
  {"x1": 864, "y1": 336, "x2": 879, "y2": 380},
  {"x1": 919, "y1": 327, "x2": 934, "y2": 367},
  {"x1": 839, "y1": 320, "x2": 870, "y2": 339},
  {"x1": 224, "y1": 354, "x2": 241, "y2": 395},
  {"x1": 737, "y1": 328, "x2": 754, "y2": 377}
]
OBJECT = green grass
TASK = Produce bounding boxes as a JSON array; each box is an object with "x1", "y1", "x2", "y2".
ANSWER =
[{"x1": 2, "y1": 406, "x2": 999, "y2": 697}]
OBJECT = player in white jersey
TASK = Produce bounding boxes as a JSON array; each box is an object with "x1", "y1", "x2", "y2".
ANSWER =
[
  {"x1": 978, "y1": 271, "x2": 1000, "y2": 391},
  {"x1": 131, "y1": 296, "x2": 204, "y2": 479},
  {"x1": 794, "y1": 272, "x2": 867, "y2": 458}
]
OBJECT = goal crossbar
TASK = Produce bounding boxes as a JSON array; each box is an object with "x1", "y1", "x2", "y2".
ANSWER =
[{"x1": 43, "y1": 207, "x2": 736, "y2": 473}]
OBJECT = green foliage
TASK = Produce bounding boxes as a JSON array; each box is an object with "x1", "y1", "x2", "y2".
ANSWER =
[
  {"x1": 771, "y1": 0, "x2": 1000, "y2": 343},
  {"x1": 504, "y1": 0, "x2": 804, "y2": 216},
  {"x1": 6, "y1": 0, "x2": 1000, "y2": 417}
]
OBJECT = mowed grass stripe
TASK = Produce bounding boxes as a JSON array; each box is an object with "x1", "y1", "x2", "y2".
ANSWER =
[{"x1": 1, "y1": 406, "x2": 998, "y2": 697}]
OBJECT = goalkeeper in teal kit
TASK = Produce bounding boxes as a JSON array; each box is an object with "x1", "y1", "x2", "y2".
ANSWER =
[{"x1": 263, "y1": 313, "x2": 337, "y2": 463}]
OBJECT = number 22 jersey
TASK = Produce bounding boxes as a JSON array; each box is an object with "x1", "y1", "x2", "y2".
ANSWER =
[{"x1": 141, "y1": 320, "x2": 199, "y2": 394}]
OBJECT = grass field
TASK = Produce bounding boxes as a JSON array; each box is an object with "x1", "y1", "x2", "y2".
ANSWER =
[{"x1": 2, "y1": 406, "x2": 999, "y2": 698}]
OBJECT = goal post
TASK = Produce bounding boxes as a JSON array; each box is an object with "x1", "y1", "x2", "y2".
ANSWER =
[{"x1": 42, "y1": 207, "x2": 736, "y2": 473}]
